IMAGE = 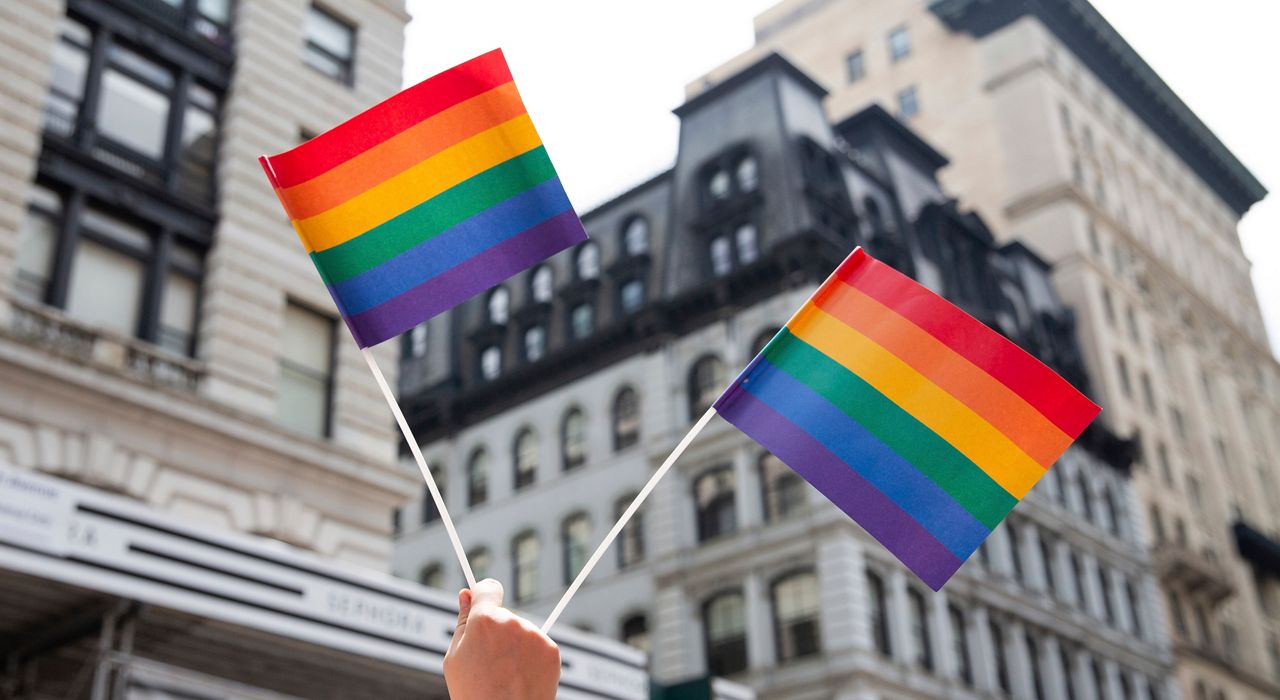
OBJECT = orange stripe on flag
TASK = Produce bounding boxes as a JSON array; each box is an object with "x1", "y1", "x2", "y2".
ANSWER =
[{"x1": 813, "y1": 279, "x2": 1072, "y2": 468}]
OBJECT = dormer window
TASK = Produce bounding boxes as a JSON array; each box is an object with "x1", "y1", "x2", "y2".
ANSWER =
[
  {"x1": 479, "y1": 345, "x2": 501, "y2": 380},
  {"x1": 487, "y1": 285, "x2": 509, "y2": 325},
  {"x1": 623, "y1": 216, "x2": 650, "y2": 256},
  {"x1": 735, "y1": 156, "x2": 759, "y2": 193},
  {"x1": 523, "y1": 325, "x2": 546, "y2": 362},
  {"x1": 710, "y1": 236, "x2": 732, "y2": 277},
  {"x1": 575, "y1": 242, "x2": 600, "y2": 281},
  {"x1": 620, "y1": 279, "x2": 645, "y2": 314},
  {"x1": 708, "y1": 169, "x2": 732, "y2": 202},
  {"x1": 734, "y1": 223, "x2": 759, "y2": 264},
  {"x1": 570, "y1": 303, "x2": 594, "y2": 339},
  {"x1": 530, "y1": 264, "x2": 553, "y2": 303}
]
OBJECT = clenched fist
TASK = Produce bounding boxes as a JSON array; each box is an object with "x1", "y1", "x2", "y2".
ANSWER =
[{"x1": 443, "y1": 579, "x2": 561, "y2": 700}]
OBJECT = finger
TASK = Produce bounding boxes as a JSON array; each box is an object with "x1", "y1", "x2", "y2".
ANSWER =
[
  {"x1": 468, "y1": 578, "x2": 504, "y2": 616},
  {"x1": 447, "y1": 588, "x2": 472, "y2": 656}
]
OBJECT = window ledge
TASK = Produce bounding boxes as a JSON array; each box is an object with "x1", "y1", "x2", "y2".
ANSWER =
[{"x1": 5, "y1": 298, "x2": 204, "y2": 394}]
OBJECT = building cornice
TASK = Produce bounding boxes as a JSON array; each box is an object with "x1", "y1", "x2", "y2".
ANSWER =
[
  {"x1": 930, "y1": 0, "x2": 1267, "y2": 217},
  {"x1": 675, "y1": 53, "x2": 828, "y2": 119}
]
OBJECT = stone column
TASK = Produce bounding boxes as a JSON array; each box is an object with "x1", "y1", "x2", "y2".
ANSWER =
[
  {"x1": 652, "y1": 585, "x2": 702, "y2": 683},
  {"x1": 743, "y1": 571, "x2": 774, "y2": 669},
  {"x1": 817, "y1": 532, "x2": 864, "y2": 654},
  {"x1": 887, "y1": 568, "x2": 912, "y2": 666},
  {"x1": 1006, "y1": 620, "x2": 1032, "y2": 700},
  {"x1": 972, "y1": 606, "x2": 997, "y2": 693},
  {"x1": 733, "y1": 445, "x2": 762, "y2": 530}
]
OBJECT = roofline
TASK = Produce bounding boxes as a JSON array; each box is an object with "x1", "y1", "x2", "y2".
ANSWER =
[
  {"x1": 675, "y1": 52, "x2": 828, "y2": 118},
  {"x1": 835, "y1": 104, "x2": 951, "y2": 172},
  {"x1": 930, "y1": 0, "x2": 1267, "y2": 217},
  {"x1": 579, "y1": 168, "x2": 673, "y2": 222}
]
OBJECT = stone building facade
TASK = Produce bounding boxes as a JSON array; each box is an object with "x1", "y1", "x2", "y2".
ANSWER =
[
  {"x1": 688, "y1": 1, "x2": 1280, "y2": 698},
  {"x1": 394, "y1": 53, "x2": 1175, "y2": 699},
  {"x1": 0, "y1": 0, "x2": 414, "y2": 572}
]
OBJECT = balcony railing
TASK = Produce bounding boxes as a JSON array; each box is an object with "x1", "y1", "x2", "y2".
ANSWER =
[
  {"x1": 6, "y1": 299, "x2": 203, "y2": 394},
  {"x1": 1152, "y1": 541, "x2": 1235, "y2": 604}
]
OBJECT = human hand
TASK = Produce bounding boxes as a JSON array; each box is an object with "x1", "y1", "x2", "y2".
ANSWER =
[{"x1": 443, "y1": 578, "x2": 561, "y2": 700}]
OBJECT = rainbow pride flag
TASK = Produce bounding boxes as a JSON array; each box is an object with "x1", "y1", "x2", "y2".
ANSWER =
[
  {"x1": 258, "y1": 49, "x2": 587, "y2": 348},
  {"x1": 714, "y1": 248, "x2": 1100, "y2": 589}
]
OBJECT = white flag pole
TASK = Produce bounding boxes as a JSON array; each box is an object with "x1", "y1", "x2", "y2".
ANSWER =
[
  {"x1": 541, "y1": 406, "x2": 718, "y2": 634},
  {"x1": 362, "y1": 347, "x2": 476, "y2": 588}
]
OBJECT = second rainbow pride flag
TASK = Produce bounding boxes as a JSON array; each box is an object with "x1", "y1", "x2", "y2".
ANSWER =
[
  {"x1": 259, "y1": 49, "x2": 587, "y2": 348},
  {"x1": 714, "y1": 248, "x2": 1101, "y2": 590}
]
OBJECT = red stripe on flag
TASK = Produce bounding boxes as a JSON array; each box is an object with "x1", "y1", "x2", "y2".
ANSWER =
[
  {"x1": 266, "y1": 48, "x2": 514, "y2": 189},
  {"x1": 836, "y1": 249, "x2": 1099, "y2": 438}
]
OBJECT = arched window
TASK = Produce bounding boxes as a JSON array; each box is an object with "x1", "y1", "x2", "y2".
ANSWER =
[
  {"x1": 710, "y1": 235, "x2": 732, "y2": 276},
  {"x1": 513, "y1": 428, "x2": 538, "y2": 490},
  {"x1": 736, "y1": 155, "x2": 759, "y2": 192},
  {"x1": 703, "y1": 590, "x2": 747, "y2": 676},
  {"x1": 466, "y1": 448, "x2": 489, "y2": 507},
  {"x1": 575, "y1": 242, "x2": 600, "y2": 280},
  {"x1": 707, "y1": 169, "x2": 731, "y2": 203},
  {"x1": 867, "y1": 570, "x2": 891, "y2": 656},
  {"x1": 623, "y1": 216, "x2": 649, "y2": 256},
  {"x1": 562, "y1": 407, "x2": 587, "y2": 470},
  {"x1": 907, "y1": 587, "x2": 933, "y2": 670},
  {"x1": 562, "y1": 513, "x2": 591, "y2": 584},
  {"x1": 480, "y1": 345, "x2": 501, "y2": 380},
  {"x1": 949, "y1": 604, "x2": 972, "y2": 686},
  {"x1": 523, "y1": 325, "x2": 546, "y2": 362},
  {"x1": 620, "y1": 613, "x2": 649, "y2": 652},
  {"x1": 418, "y1": 562, "x2": 443, "y2": 589},
  {"x1": 570, "y1": 302, "x2": 594, "y2": 339},
  {"x1": 688, "y1": 355, "x2": 726, "y2": 420},
  {"x1": 530, "y1": 264, "x2": 554, "y2": 303},
  {"x1": 421, "y1": 468, "x2": 444, "y2": 524},
  {"x1": 761, "y1": 451, "x2": 804, "y2": 521},
  {"x1": 615, "y1": 494, "x2": 644, "y2": 569},
  {"x1": 512, "y1": 531, "x2": 540, "y2": 603},
  {"x1": 734, "y1": 223, "x2": 759, "y2": 265},
  {"x1": 772, "y1": 570, "x2": 821, "y2": 662},
  {"x1": 620, "y1": 279, "x2": 645, "y2": 314},
  {"x1": 612, "y1": 386, "x2": 640, "y2": 451},
  {"x1": 487, "y1": 286, "x2": 510, "y2": 324},
  {"x1": 694, "y1": 466, "x2": 736, "y2": 542},
  {"x1": 468, "y1": 547, "x2": 491, "y2": 581}
]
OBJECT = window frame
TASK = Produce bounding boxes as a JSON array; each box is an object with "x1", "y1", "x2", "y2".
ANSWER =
[
  {"x1": 770, "y1": 569, "x2": 822, "y2": 663},
  {"x1": 303, "y1": 3, "x2": 357, "y2": 86},
  {"x1": 277, "y1": 299, "x2": 337, "y2": 438},
  {"x1": 702, "y1": 589, "x2": 748, "y2": 677},
  {"x1": 612, "y1": 386, "x2": 640, "y2": 451},
  {"x1": 693, "y1": 465, "x2": 736, "y2": 543},
  {"x1": 513, "y1": 427, "x2": 539, "y2": 490}
]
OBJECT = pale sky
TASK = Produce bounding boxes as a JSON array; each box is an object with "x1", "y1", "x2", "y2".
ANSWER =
[{"x1": 403, "y1": 0, "x2": 1278, "y2": 356}]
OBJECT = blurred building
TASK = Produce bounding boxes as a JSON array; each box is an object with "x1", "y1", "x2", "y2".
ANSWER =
[
  {"x1": 396, "y1": 52, "x2": 1175, "y2": 699},
  {"x1": 687, "y1": 1, "x2": 1280, "y2": 698}
]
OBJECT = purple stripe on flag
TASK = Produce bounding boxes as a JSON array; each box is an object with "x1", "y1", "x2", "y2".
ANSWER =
[
  {"x1": 342, "y1": 209, "x2": 586, "y2": 347},
  {"x1": 716, "y1": 385, "x2": 964, "y2": 590}
]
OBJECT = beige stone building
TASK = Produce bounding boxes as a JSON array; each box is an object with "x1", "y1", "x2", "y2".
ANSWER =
[{"x1": 691, "y1": 0, "x2": 1280, "y2": 698}]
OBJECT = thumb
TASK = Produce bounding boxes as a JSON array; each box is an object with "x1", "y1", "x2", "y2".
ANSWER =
[
  {"x1": 468, "y1": 578, "x2": 504, "y2": 616},
  {"x1": 447, "y1": 588, "x2": 472, "y2": 656}
]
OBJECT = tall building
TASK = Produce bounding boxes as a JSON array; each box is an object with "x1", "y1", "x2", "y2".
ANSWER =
[
  {"x1": 395, "y1": 52, "x2": 1175, "y2": 699},
  {"x1": 688, "y1": 1, "x2": 1280, "y2": 698}
]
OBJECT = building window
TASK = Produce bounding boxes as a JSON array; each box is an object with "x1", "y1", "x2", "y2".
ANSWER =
[
  {"x1": 278, "y1": 302, "x2": 335, "y2": 437},
  {"x1": 703, "y1": 591, "x2": 747, "y2": 676},
  {"x1": 991, "y1": 620, "x2": 1011, "y2": 694},
  {"x1": 479, "y1": 345, "x2": 501, "y2": 380},
  {"x1": 1006, "y1": 522, "x2": 1024, "y2": 582},
  {"x1": 178, "y1": 83, "x2": 218, "y2": 200},
  {"x1": 45, "y1": 18, "x2": 90, "y2": 137},
  {"x1": 867, "y1": 570, "x2": 892, "y2": 656},
  {"x1": 304, "y1": 5, "x2": 355, "y2": 84},
  {"x1": 907, "y1": 588, "x2": 933, "y2": 671},
  {"x1": 689, "y1": 355, "x2": 726, "y2": 420},
  {"x1": 694, "y1": 466, "x2": 736, "y2": 542},
  {"x1": 888, "y1": 25, "x2": 911, "y2": 62},
  {"x1": 1117, "y1": 353, "x2": 1133, "y2": 397},
  {"x1": 569, "y1": 303, "x2": 594, "y2": 340},
  {"x1": 896, "y1": 85, "x2": 920, "y2": 118},
  {"x1": 530, "y1": 264, "x2": 554, "y2": 303},
  {"x1": 734, "y1": 223, "x2": 759, "y2": 264},
  {"x1": 418, "y1": 563, "x2": 443, "y2": 589},
  {"x1": 391, "y1": 508, "x2": 401, "y2": 537},
  {"x1": 710, "y1": 235, "x2": 732, "y2": 277},
  {"x1": 736, "y1": 156, "x2": 759, "y2": 192},
  {"x1": 575, "y1": 241, "x2": 600, "y2": 280},
  {"x1": 621, "y1": 614, "x2": 649, "y2": 653},
  {"x1": 1040, "y1": 536, "x2": 1057, "y2": 596},
  {"x1": 421, "y1": 469, "x2": 444, "y2": 524},
  {"x1": 1099, "y1": 566, "x2": 1115, "y2": 625},
  {"x1": 1126, "y1": 579, "x2": 1142, "y2": 635},
  {"x1": 760, "y1": 452, "x2": 804, "y2": 521},
  {"x1": 772, "y1": 571, "x2": 821, "y2": 663},
  {"x1": 466, "y1": 448, "x2": 489, "y2": 508},
  {"x1": 612, "y1": 387, "x2": 640, "y2": 451},
  {"x1": 562, "y1": 513, "x2": 591, "y2": 584},
  {"x1": 487, "y1": 286, "x2": 510, "y2": 324},
  {"x1": 99, "y1": 45, "x2": 174, "y2": 160},
  {"x1": 1027, "y1": 632, "x2": 1046, "y2": 700},
  {"x1": 950, "y1": 605, "x2": 972, "y2": 686},
  {"x1": 846, "y1": 49, "x2": 865, "y2": 83},
  {"x1": 623, "y1": 216, "x2": 649, "y2": 256},
  {"x1": 707, "y1": 169, "x2": 732, "y2": 202},
  {"x1": 404, "y1": 323, "x2": 428, "y2": 359},
  {"x1": 512, "y1": 532, "x2": 540, "y2": 604},
  {"x1": 513, "y1": 428, "x2": 538, "y2": 490},
  {"x1": 14, "y1": 187, "x2": 62, "y2": 303},
  {"x1": 562, "y1": 407, "x2": 587, "y2": 470},
  {"x1": 523, "y1": 325, "x2": 546, "y2": 362},
  {"x1": 620, "y1": 279, "x2": 645, "y2": 314},
  {"x1": 616, "y1": 494, "x2": 644, "y2": 569},
  {"x1": 1062, "y1": 647, "x2": 1078, "y2": 700}
]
